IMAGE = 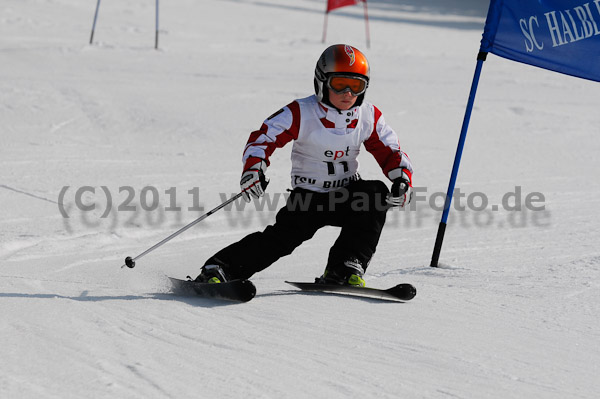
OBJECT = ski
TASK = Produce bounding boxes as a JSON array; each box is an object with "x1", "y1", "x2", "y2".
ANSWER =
[
  {"x1": 169, "y1": 277, "x2": 256, "y2": 303},
  {"x1": 285, "y1": 281, "x2": 416, "y2": 302}
]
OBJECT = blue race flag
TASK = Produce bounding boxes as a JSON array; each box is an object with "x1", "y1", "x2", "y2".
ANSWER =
[
  {"x1": 480, "y1": 0, "x2": 600, "y2": 82},
  {"x1": 431, "y1": 0, "x2": 600, "y2": 267}
]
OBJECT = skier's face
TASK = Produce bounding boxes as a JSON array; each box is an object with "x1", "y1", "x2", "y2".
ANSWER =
[{"x1": 328, "y1": 88, "x2": 358, "y2": 110}]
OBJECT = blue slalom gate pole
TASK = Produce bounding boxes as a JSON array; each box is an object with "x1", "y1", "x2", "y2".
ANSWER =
[
  {"x1": 90, "y1": 0, "x2": 102, "y2": 45},
  {"x1": 430, "y1": 51, "x2": 487, "y2": 267}
]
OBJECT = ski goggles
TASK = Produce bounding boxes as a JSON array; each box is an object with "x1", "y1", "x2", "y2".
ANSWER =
[{"x1": 326, "y1": 75, "x2": 368, "y2": 96}]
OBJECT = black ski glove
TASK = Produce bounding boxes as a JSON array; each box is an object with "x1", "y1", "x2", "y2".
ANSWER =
[
  {"x1": 387, "y1": 171, "x2": 413, "y2": 207},
  {"x1": 240, "y1": 160, "x2": 269, "y2": 202}
]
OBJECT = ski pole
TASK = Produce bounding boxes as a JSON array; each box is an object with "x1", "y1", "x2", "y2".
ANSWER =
[
  {"x1": 90, "y1": 0, "x2": 102, "y2": 45},
  {"x1": 122, "y1": 192, "x2": 243, "y2": 268},
  {"x1": 154, "y1": 0, "x2": 159, "y2": 49}
]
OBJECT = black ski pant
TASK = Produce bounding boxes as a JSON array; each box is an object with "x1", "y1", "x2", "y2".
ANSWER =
[{"x1": 205, "y1": 179, "x2": 390, "y2": 280}]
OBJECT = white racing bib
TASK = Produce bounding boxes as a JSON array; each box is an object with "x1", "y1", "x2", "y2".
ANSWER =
[{"x1": 242, "y1": 95, "x2": 412, "y2": 193}]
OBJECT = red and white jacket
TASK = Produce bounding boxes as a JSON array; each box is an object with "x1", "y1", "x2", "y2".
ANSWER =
[{"x1": 243, "y1": 95, "x2": 412, "y2": 193}]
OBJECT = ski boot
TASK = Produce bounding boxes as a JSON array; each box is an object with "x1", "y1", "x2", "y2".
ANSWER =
[
  {"x1": 316, "y1": 258, "x2": 366, "y2": 287},
  {"x1": 194, "y1": 264, "x2": 229, "y2": 284}
]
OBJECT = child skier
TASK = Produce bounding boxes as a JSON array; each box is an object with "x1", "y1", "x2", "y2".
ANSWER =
[{"x1": 196, "y1": 44, "x2": 413, "y2": 287}]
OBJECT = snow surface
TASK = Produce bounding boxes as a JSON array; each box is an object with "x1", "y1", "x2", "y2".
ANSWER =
[{"x1": 1, "y1": 0, "x2": 600, "y2": 398}]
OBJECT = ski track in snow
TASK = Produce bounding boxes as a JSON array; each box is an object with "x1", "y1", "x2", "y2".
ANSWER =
[{"x1": 1, "y1": 0, "x2": 600, "y2": 398}]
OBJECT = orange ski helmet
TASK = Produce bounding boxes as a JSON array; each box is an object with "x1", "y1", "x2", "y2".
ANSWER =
[{"x1": 314, "y1": 44, "x2": 370, "y2": 107}]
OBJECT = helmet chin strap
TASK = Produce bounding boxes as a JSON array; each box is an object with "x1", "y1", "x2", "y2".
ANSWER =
[
  {"x1": 316, "y1": 79, "x2": 339, "y2": 112},
  {"x1": 324, "y1": 94, "x2": 365, "y2": 113},
  {"x1": 323, "y1": 97, "x2": 342, "y2": 114}
]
